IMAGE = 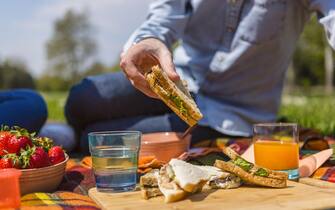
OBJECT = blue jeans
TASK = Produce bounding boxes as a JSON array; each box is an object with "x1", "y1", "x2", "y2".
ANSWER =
[
  {"x1": 65, "y1": 72, "x2": 225, "y2": 153},
  {"x1": 0, "y1": 89, "x2": 47, "y2": 132}
]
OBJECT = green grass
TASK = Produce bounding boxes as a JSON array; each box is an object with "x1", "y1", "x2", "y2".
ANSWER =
[
  {"x1": 279, "y1": 94, "x2": 335, "y2": 136},
  {"x1": 41, "y1": 91, "x2": 67, "y2": 122},
  {"x1": 41, "y1": 91, "x2": 335, "y2": 136}
]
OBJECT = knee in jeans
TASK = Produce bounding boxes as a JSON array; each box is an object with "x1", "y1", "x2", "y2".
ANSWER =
[
  {"x1": 65, "y1": 77, "x2": 95, "y2": 124},
  {"x1": 23, "y1": 90, "x2": 47, "y2": 118},
  {"x1": 19, "y1": 89, "x2": 48, "y2": 130}
]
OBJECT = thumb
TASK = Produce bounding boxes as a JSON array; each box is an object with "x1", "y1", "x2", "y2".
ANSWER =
[{"x1": 158, "y1": 52, "x2": 180, "y2": 82}]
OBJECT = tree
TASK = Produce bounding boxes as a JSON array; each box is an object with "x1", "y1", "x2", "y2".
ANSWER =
[
  {"x1": 46, "y1": 9, "x2": 97, "y2": 83},
  {"x1": 82, "y1": 61, "x2": 109, "y2": 77},
  {"x1": 0, "y1": 59, "x2": 35, "y2": 89},
  {"x1": 292, "y1": 15, "x2": 334, "y2": 92}
]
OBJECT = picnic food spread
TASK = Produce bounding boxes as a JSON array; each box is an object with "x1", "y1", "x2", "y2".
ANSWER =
[
  {"x1": 0, "y1": 125, "x2": 66, "y2": 169},
  {"x1": 145, "y1": 65, "x2": 203, "y2": 126},
  {"x1": 139, "y1": 147, "x2": 287, "y2": 203}
]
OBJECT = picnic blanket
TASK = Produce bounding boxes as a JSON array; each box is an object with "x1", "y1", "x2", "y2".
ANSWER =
[
  {"x1": 20, "y1": 192, "x2": 100, "y2": 210},
  {"x1": 21, "y1": 132, "x2": 335, "y2": 209}
]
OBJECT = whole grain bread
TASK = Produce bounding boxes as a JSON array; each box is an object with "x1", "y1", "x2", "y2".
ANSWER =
[
  {"x1": 145, "y1": 65, "x2": 203, "y2": 126},
  {"x1": 215, "y1": 160, "x2": 287, "y2": 188}
]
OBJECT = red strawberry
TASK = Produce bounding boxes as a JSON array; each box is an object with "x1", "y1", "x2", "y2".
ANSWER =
[
  {"x1": 7, "y1": 135, "x2": 33, "y2": 154},
  {"x1": 27, "y1": 147, "x2": 51, "y2": 168},
  {"x1": 0, "y1": 154, "x2": 20, "y2": 169},
  {"x1": 0, "y1": 158, "x2": 14, "y2": 169},
  {"x1": 0, "y1": 131, "x2": 14, "y2": 156},
  {"x1": 48, "y1": 146, "x2": 65, "y2": 165}
]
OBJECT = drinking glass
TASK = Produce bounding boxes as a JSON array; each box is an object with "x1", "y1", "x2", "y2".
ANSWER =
[
  {"x1": 253, "y1": 123, "x2": 299, "y2": 180},
  {"x1": 88, "y1": 131, "x2": 141, "y2": 192},
  {"x1": 0, "y1": 169, "x2": 21, "y2": 209}
]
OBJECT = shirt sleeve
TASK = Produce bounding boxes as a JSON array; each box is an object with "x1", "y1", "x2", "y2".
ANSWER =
[
  {"x1": 306, "y1": 0, "x2": 335, "y2": 49},
  {"x1": 123, "y1": 0, "x2": 192, "y2": 52}
]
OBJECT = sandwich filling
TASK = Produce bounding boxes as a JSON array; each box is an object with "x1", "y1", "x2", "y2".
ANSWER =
[
  {"x1": 231, "y1": 157, "x2": 269, "y2": 178},
  {"x1": 145, "y1": 65, "x2": 203, "y2": 126}
]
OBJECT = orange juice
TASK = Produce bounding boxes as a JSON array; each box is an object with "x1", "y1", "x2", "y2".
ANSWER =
[{"x1": 254, "y1": 140, "x2": 299, "y2": 170}]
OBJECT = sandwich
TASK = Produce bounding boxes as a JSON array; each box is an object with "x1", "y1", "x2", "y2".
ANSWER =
[
  {"x1": 140, "y1": 169, "x2": 162, "y2": 199},
  {"x1": 145, "y1": 65, "x2": 203, "y2": 126},
  {"x1": 197, "y1": 165, "x2": 241, "y2": 189},
  {"x1": 140, "y1": 159, "x2": 242, "y2": 203},
  {"x1": 215, "y1": 147, "x2": 288, "y2": 188}
]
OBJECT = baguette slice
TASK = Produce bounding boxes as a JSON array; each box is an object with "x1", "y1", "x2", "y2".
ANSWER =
[
  {"x1": 215, "y1": 147, "x2": 288, "y2": 188},
  {"x1": 145, "y1": 65, "x2": 203, "y2": 126}
]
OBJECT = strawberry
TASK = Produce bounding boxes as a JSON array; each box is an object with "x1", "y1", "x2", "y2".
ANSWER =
[
  {"x1": 0, "y1": 131, "x2": 14, "y2": 156},
  {"x1": 7, "y1": 135, "x2": 33, "y2": 154},
  {"x1": 0, "y1": 154, "x2": 20, "y2": 169},
  {"x1": 21, "y1": 147, "x2": 51, "y2": 169},
  {"x1": 0, "y1": 158, "x2": 14, "y2": 169},
  {"x1": 48, "y1": 146, "x2": 65, "y2": 165}
]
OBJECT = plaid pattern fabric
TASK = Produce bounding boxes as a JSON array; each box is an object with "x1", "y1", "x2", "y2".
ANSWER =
[
  {"x1": 21, "y1": 192, "x2": 100, "y2": 210},
  {"x1": 20, "y1": 134, "x2": 335, "y2": 209}
]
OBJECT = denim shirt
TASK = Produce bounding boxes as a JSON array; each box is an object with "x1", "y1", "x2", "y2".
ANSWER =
[{"x1": 124, "y1": 0, "x2": 335, "y2": 137}]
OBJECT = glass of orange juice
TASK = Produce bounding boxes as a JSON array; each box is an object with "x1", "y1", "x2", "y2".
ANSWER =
[{"x1": 253, "y1": 123, "x2": 299, "y2": 180}]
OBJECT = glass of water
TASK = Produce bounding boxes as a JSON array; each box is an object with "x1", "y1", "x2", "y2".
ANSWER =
[{"x1": 88, "y1": 131, "x2": 141, "y2": 192}]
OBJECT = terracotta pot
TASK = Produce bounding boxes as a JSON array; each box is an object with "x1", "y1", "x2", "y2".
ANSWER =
[
  {"x1": 140, "y1": 132, "x2": 191, "y2": 162},
  {"x1": 19, "y1": 155, "x2": 69, "y2": 195}
]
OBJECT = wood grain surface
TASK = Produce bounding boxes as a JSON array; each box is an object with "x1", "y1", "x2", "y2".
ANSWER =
[{"x1": 89, "y1": 181, "x2": 335, "y2": 210}]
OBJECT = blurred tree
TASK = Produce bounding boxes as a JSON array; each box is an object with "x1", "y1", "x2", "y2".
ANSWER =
[
  {"x1": 82, "y1": 61, "x2": 109, "y2": 77},
  {"x1": 82, "y1": 61, "x2": 121, "y2": 77},
  {"x1": 46, "y1": 9, "x2": 97, "y2": 84},
  {"x1": 293, "y1": 15, "x2": 334, "y2": 92},
  {"x1": 293, "y1": 15, "x2": 325, "y2": 87},
  {"x1": 0, "y1": 59, "x2": 35, "y2": 89}
]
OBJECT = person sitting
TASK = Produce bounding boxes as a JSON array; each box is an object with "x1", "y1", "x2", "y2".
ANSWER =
[{"x1": 65, "y1": 0, "x2": 335, "y2": 152}]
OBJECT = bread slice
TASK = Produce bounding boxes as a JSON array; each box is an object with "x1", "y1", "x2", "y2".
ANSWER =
[
  {"x1": 215, "y1": 160, "x2": 287, "y2": 188},
  {"x1": 215, "y1": 147, "x2": 288, "y2": 188},
  {"x1": 222, "y1": 147, "x2": 288, "y2": 180},
  {"x1": 141, "y1": 187, "x2": 163, "y2": 200},
  {"x1": 158, "y1": 164, "x2": 187, "y2": 203},
  {"x1": 145, "y1": 65, "x2": 203, "y2": 126},
  {"x1": 169, "y1": 159, "x2": 208, "y2": 193},
  {"x1": 158, "y1": 182, "x2": 187, "y2": 203},
  {"x1": 140, "y1": 169, "x2": 159, "y2": 187},
  {"x1": 140, "y1": 169, "x2": 163, "y2": 199}
]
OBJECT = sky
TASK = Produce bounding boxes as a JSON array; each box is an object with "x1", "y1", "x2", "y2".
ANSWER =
[{"x1": 0, "y1": 0, "x2": 153, "y2": 76}]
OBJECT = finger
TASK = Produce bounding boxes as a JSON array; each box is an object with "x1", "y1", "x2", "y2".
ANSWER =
[
  {"x1": 122, "y1": 60, "x2": 158, "y2": 98},
  {"x1": 158, "y1": 51, "x2": 180, "y2": 82},
  {"x1": 130, "y1": 79, "x2": 158, "y2": 99}
]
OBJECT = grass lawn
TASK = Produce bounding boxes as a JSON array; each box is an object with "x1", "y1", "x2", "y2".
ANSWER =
[
  {"x1": 41, "y1": 91, "x2": 68, "y2": 123},
  {"x1": 279, "y1": 94, "x2": 335, "y2": 136},
  {"x1": 41, "y1": 91, "x2": 335, "y2": 136}
]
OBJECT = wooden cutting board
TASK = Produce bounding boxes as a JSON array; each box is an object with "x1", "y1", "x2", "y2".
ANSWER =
[{"x1": 89, "y1": 181, "x2": 335, "y2": 210}]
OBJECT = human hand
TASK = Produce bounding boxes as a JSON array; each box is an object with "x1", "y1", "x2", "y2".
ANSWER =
[{"x1": 120, "y1": 38, "x2": 180, "y2": 98}]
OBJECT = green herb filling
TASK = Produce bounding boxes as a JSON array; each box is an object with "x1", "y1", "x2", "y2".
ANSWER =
[
  {"x1": 254, "y1": 168, "x2": 269, "y2": 177},
  {"x1": 233, "y1": 157, "x2": 254, "y2": 172},
  {"x1": 169, "y1": 94, "x2": 188, "y2": 116}
]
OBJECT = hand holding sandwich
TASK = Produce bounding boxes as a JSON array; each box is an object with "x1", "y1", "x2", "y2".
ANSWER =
[{"x1": 120, "y1": 38, "x2": 180, "y2": 98}]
